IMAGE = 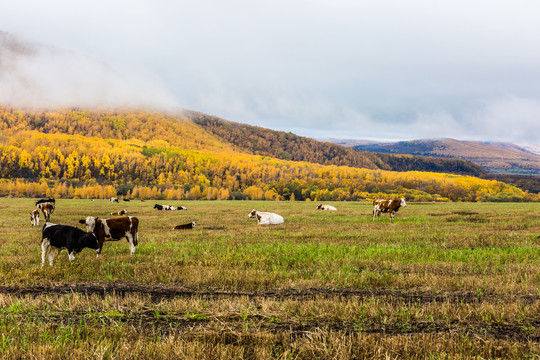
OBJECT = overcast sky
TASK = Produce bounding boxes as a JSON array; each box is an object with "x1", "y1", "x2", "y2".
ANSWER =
[{"x1": 1, "y1": 0, "x2": 539, "y2": 144}]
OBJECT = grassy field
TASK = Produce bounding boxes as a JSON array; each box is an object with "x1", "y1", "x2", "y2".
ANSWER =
[{"x1": 0, "y1": 198, "x2": 539, "y2": 359}]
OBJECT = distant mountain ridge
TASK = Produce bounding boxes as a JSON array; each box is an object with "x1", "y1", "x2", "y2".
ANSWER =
[{"x1": 348, "y1": 138, "x2": 540, "y2": 175}]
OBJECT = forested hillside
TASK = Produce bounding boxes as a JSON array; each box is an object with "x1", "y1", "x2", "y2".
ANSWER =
[
  {"x1": 0, "y1": 107, "x2": 535, "y2": 201},
  {"x1": 186, "y1": 111, "x2": 487, "y2": 177}
]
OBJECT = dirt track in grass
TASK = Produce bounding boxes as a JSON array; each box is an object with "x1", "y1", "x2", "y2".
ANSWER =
[
  {"x1": 1, "y1": 282, "x2": 539, "y2": 304},
  {"x1": 6, "y1": 308, "x2": 540, "y2": 342}
]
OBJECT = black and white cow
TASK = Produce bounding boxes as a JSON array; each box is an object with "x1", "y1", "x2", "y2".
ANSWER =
[
  {"x1": 41, "y1": 223, "x2": 98, "y2": 266},
  {"x1": 79, "y1": 216, "x2": 139, "y2": 255},
  {"x1": 109, "y1": 197, "x2": 119, "y2": 203},
  {"x1": 154, "y1": 204, "x2": 182, "y2": 210},
  {"x1": 36, "y1": 198, "x2": 55, "y2": 207},
  {"x1": 372, "y1": 198, "x2": 407, "y2": 221}
]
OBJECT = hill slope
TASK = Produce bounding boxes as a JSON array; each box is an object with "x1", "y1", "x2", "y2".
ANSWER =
[
  {"x1": 353, "y1": 138, "x2": 540, "y2": 175},
  {"x1": 186, "y1": 111, "x2": 486, "y2": 177}
]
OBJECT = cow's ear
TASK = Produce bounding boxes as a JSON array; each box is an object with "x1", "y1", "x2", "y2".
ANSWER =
[{"x1": 78, "y1": 219, "x2": 85, "y2": 224}]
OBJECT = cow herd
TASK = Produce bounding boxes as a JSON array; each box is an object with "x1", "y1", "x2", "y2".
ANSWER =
[{"x1": 30, "y1": 197, "x2": 407, "y2": 266}]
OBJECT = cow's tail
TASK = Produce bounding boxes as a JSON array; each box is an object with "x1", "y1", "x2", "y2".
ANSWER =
[{"x1": 132, "y1": 218, "x2": 139, "y2": 246}]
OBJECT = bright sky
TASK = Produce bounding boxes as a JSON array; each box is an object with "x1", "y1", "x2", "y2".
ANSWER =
[{"x1": 1, "y1": 0, "x2": 539, "y2": 144}]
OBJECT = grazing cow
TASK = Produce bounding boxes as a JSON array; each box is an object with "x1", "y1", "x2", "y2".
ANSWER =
[
  {"x1": 110, "y1": 209, "x2": 128, "y2": 216},
  {"x1": 36, "y1": 198, "x2": 55, "y2": 221},
  {"x1": 79, "y1": 216, "x2": 139, "y2": 255},
  {"x1": 30, "y1": 209, "x2": 40, "y2": 226},
  {"x1": 372, "y1": 198, "x2": 407, "y2": 221},
  {"x1": 109, "y1": 197, "x2": 119, "y2": 203},
  {"x1": 248, "y1": 209, "x2": 284, "y2": 225},
  {"x1": 316, "y1": 204, "x2": 337, "y2": 211},
  {"x1": 154, "y1": 204, "x2": 177, "y2": 210},
  {"x1": 38, "y1": 203, "x2": 55, "y2": 221},
  {"x1": 41, "y1": 223, "x2": 98, "y2": 266},
  {"x1": 173, "y1": 221, "x2": 196, "y2": 230}
]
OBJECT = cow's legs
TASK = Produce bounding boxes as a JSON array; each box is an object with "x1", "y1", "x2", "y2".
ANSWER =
[
  {"x1": 41, "y1": 239, "x2": 50, "y2": 267},
  {"x1": 390, "y1": 211, "x2": 395, "y2": 221},
  {"x1": 48, "y1": 248, "x2": 58, "y2": 266},
  {"x1": 68, "y1": 251, "x2": 76, "y2": 262},
  {"x1": 95, "y1": 239, "x2": 103, "y2": 257},
  {"x1": 126, "y1": 233, "x2": 136, "y2": 255}
]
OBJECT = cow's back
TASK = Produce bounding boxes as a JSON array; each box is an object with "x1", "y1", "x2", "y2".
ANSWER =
[
  {"x1": 43, "y1": 224, "x2": 83, "y2": 248},
  {"x1": 260, "y1": 212, "x2": 284, "y2": 225}
]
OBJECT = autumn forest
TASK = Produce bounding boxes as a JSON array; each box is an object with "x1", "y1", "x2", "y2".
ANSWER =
[{"x1": 0, "y1": 106, "x2": 536, "y2": 202}]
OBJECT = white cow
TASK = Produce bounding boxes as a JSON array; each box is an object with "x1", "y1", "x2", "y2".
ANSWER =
[
  {"x1": 316, "y1": 204, "x2": 337, "y2": 211},
  {"x1": 248, "y1": 209, "x2": 284, "y2": 225}
]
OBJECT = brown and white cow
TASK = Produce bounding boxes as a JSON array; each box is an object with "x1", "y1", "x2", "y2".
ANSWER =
[
  {"x1": 37, "y1": 203, "x2": 55, "y2": 221},
  {"x1": 30, "y1": 209, "x2": 40, "y2": 226},
  {"x1": 110, "y1": 209, "x2": 128, "y2": 216},
  {"x1": 372, "y1": 198, "x2": 407, "y2": 221},
  {"x1": 36, "y1": 198, "x2": 55, "y2": 221},
  {"x1": 79, "y1": 216, "x2": 139, "y2": 255},
  {"x1": 248, "y1": 209, "x2": 284, "y2": 225},
  {"x1": 173, "y1": 221, "x2": 196, "y2": 230}
]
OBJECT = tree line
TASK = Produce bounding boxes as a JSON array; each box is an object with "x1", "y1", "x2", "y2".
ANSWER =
[{"x1": 0, "y1": 128, "x2": 534, "y2": 202}]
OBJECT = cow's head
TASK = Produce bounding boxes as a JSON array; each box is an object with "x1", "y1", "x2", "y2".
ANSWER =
[
  {"x1": 153, "y1": 204, "x2": 160, "y2": 209},
  {"x1": 400, "y1": 198, "x2": 407, "y2": 207},
  {"x1": 78, "y1": 233, "x2": 99, "y2": 250},
  {"x1": 79, "y1": 216, "x2": 97, "y2": 233},
  {"x1": 316, "y1": 204, "x2": 322, "y2": 209},
  {"x1": 192, "y1": 221, "x2": 197, "y2": 228},
  {"x1": 179, "y1": 206, "x2": 187, "y2": 210},
  {"x1": 248, "y1": 209, "x2": 258, "y2": 218}
]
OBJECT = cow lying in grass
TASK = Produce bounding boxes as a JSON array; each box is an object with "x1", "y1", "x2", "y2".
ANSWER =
[
  {"x1": 316, "y1": 204, "x2": 337, "y2": 211},
  {"x1": 372, "y1": 198, "x2": 407, "y2": 221},
  {"x1": 248, "y1": 210, "x2": 284, "y2": 225},
  {"x1": 110, "y1": 209, "x2": 128, "y2": 216},
  {"x1": 41, "y1": 223, "x2": 98, "y2": 266},
  {"x1": 173, "y1": 221, "x2": 196, "y2": 230},
  {"x1": 154, "y1": 204, "x2": 186, "y2": 211}
]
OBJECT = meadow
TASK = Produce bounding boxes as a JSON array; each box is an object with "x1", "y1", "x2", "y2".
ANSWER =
[{"x1": 0, "y1": 198, "x2": 539, "y2": 359}]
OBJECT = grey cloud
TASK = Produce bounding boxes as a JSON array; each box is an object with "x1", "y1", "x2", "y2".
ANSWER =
[{"x1": 0, "y1": 1, "x2": 539, "y2": 144}]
